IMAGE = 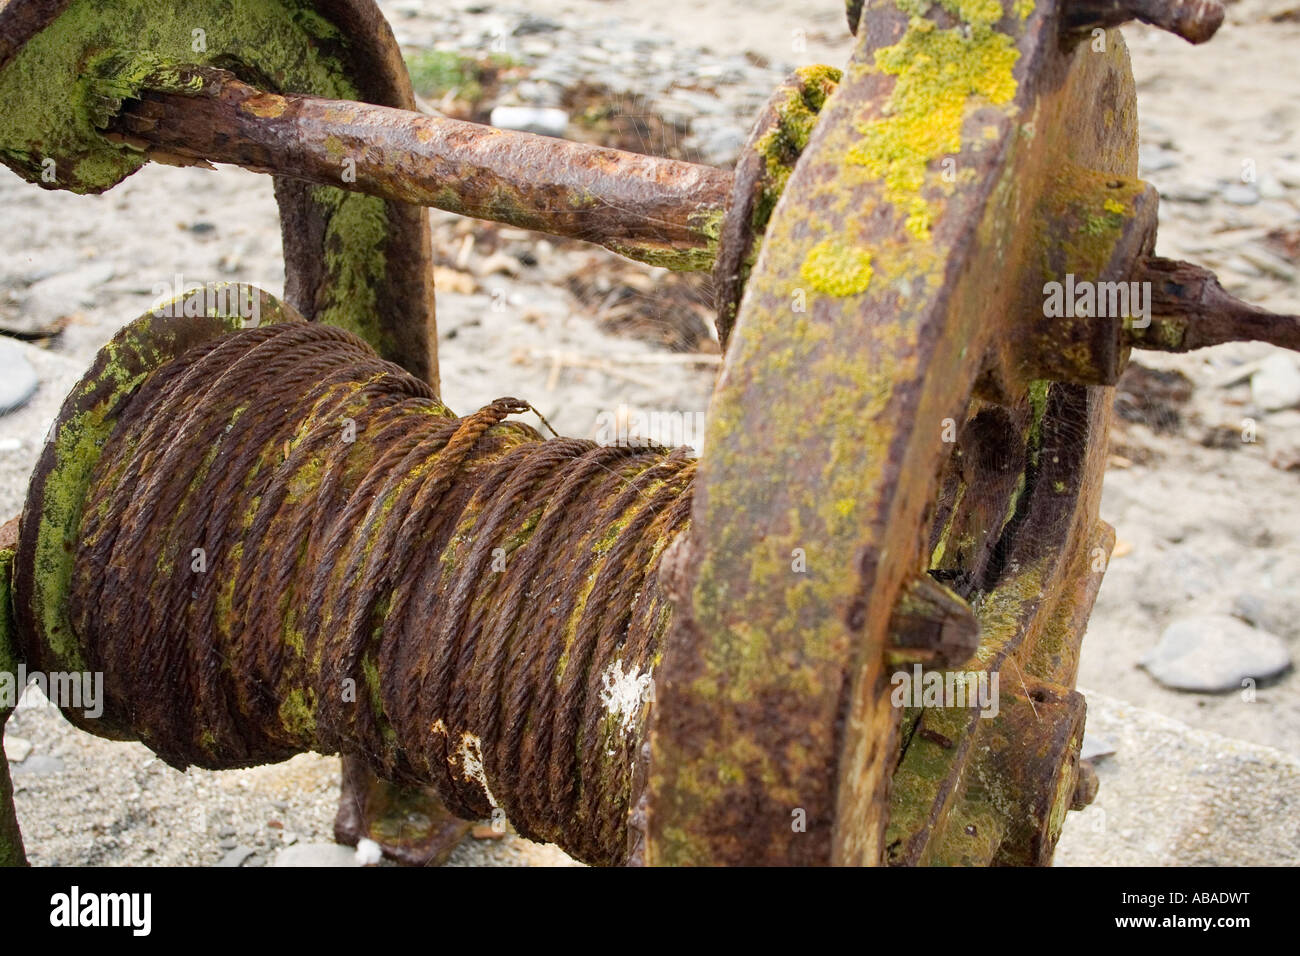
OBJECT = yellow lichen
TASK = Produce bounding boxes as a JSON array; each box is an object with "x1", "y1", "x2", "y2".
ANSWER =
[
  {"x1": 848, "y1": 9, "x2": 1020, "y2": 240},
  {"x1": 799, "y1": 239, "x2": 875, "y2": 296}
]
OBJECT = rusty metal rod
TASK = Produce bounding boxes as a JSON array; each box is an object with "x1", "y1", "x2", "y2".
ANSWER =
[
  {"x1": 1063, "y1": 0, "x2": 1225, "y2": 45},
  {"x1": 106, "y1": 66, "x2": 733, "y2": 271},
  {"x1": 1127, "y1": 256, "x2": 1300, "y2": 353}
]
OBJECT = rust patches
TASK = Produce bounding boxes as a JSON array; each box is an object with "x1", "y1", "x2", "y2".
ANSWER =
[
  {"x1": 16, "y1": 309, "x2": 693, "y2": 867},
  {"x1": 111, "y1": 66, "x2": 732, "y2": 272}
]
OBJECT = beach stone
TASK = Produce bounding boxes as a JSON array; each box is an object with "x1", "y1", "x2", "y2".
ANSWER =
[
  {"x1": 1141, "y1": 614, "x2": 1291, "y2": 692},
  {"x1": 513, "y1": 15, "x2": 561, "y2": 35},
  {"x1": 1221, "y1": 182, "x2": 1260, "y2": 205},
  {"x1": 21, "y1": 261, "x2": 115, "y2": 325},
  {"x1": 213, "y1": 845, "x2": 255, "y2": 868},
  {"x1": 1081, "y1": 732, "x2": 1116, "y2": 762},
  {"x1": 489, "y1": 105, "x2": 568, "y2": 138},
  {"x1": 1138, "y1": 144, "x2": 1179, "y2": 173},
  {"x1": 1251, "y1": 353, "x2": 1300, "y2": 412},
  {"x1": 11, "y1": 753, "x2": 65, "y2": 774},
  {"x1": 271, "y1": 842, "x2": 362, "y2": 867},
  {"x1": 1232, "y1": 589, "x2": 1300, "y2": 639},
  {"x1": 1159, "y1": 180, "x2": 1213, "y2": 203},
  {"x1": 3, "y1": 735, "x2": 32, "y2": 763},
  {"x1": 0, "y1": 341, "x2": 39, "y2": 416}
]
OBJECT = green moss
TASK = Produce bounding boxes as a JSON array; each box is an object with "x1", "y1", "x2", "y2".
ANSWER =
[
  {"x1": 1025, "y1": 378, "x2": 1050, "y2": 465},
  {"x1": 0, "y1": 550, "x2": 16, "y2": 692},
  {"x1": 311, "y1": 186, "x2": 392, "y2": 351},
  {"x1": 27, "y1": 297, "x2": 298, "y2": 678},
  {"x1": 753, "y1": 65, "x2": 843, "y2": 225},
  {"x1": 0, "y1": 0, "x2": 395, "y2": 357},
  {"x1": 0, "y1": 0, "x2": 361, "y2": 192},
  {"x1": 279, "y1": 687, "x2": 318, "y2": 740},
  {"x1": 403, "y1": 49, "x2": 514, "y2": 105}
]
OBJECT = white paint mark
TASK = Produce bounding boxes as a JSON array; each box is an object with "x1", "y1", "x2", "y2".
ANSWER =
[
  {"x1": 458, "y1": 732, "x2": 498, "y2": 808},
  {"x1": 600, "y1": 660, "x2": 653, "y2": 737},
  {"x1": 355, "y1": 838, "x2": 383, "y2": 866}
]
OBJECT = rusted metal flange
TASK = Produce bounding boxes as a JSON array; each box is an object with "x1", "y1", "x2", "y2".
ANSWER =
[
  {"x1": 0, "y1": 0, "x2": 437, "y2": 383},
  {"x1": 0, "y1": 531, "x2": 27, "y2": 867},
  {"x1": 11, "y1": 286, "x2": 300, "y2": 744},
  {"x1": 713, "y1": 65, "x2": 841, "y2": 347},
  {"x1": 646, "y1": 0, "x2": 1152, "y2": 865}
]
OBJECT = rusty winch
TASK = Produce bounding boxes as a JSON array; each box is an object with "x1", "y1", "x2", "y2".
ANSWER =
[{"x1": 0, "y1": 0, "x2": 1295, "y2": 867}]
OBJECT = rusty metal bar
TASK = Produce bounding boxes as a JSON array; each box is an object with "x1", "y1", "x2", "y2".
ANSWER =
[
  {"x1": 1127, "y1": 256, "x2": 1300, "y2": 353},
  {"x1": 1063, "y1": 0, "x2": 1224, "y2": 44},
  {"x1": 106, "y1": 65, "x2": 733, "y2": 272}
]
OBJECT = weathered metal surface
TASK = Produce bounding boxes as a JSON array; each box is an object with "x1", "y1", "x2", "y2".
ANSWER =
[
  {"x1": 651, "y1": 0, "x2": 1025, "y2": 866},
  {"x1": 994, "y1": 175, "x2": 1158, "y2": 391},
  {"x1": 107, "y1": 65, "x2": 733, "y2": 272},
  {"x1": 334, "y1": 755, "x2": 472, "y2": 866},
  {"x1": 14, "y1": 300, "x2": 693, "y2": 866},
  {"x1": 646, "y1": 0, "x2": 1150, "y2": 866},
  {"x1": 886, "y1": 381, "x2": 1116, "y2": 862},
  {"x1": 713, "y1": 66, "x2": 841, "y2": 344},
  {"x1": 1129, "y1": 256, "x2": 1300, "y2": 353},
  {"x1": 0, "y1": 0, "x2": 437, "y2": 382},
  {"x1": 884, "y1": 576, "x2": 979, "y2": 668},
  {"x1": 0, "y1": 530, "x2": 28, "y2": 868},
  {"x1": 1063, "y1": 0, "x2": 1224, "y2": 44},
  {"x1": 879, "y1": 7, "x2": 1145, "y2": 863}
]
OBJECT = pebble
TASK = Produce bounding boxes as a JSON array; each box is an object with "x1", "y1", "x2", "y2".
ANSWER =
[
  {"x1": 1275, "y1": 160, "x2": 1300, "y2": 189},
  {"x1": 3, "y1": 735, "x2": 33, "y2": 763},
  {"x1": 489, "y1": 105, "x2": 569, "y2": 138},
  {"x1": 11, "y1": 752, "x2": 64, "y2": 774},
  {"x1": 1251, "y1": 353, "x2": 1300, "y2": 412},
  {"x1": 512, "y1": 15, "x2": 561, "y2": 35},
  {"x1": 1081, "y1": 732, "x2": 1116, "y2": 762},
  {"x1": 1221, "y1": 182, "x2": 1260, "y2": 206},
  {"x1": 1138, "y1": 144, "x2": 1180, "y2": 173},
  {"x1": 1257, "y1": 174, "x2": 1288, "y2": 200},
  {"x1": 1232, "y1": 590, "x2": 1300, "y2": 639},
  {"x1": 0, "y1": 341, "x2": 39, "y2": 416},
  {"x1": 1160, "y1": 180, "x2": 1214, "y2": 203},
  {"x1": 213, "y1": 845, "x2": 255, "y2": 868},
  {"x1": 21, "y1": 261, "x2": 116, "y2": 328},
  {"x1": 476, "y1": 253, "x2": 522, "y2": 277},
  {"x1": 697, "y1": 126, "x2": 746, "y2": 165},
  {"x1": 271, "y1": 842, "x2": 362, "y2": 867},
  {"x1": 1141, "y1": 614, "x2": 1291, "y2": 692}
]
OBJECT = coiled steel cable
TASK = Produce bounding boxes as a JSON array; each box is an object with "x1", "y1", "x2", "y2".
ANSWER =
[{"x1": 63, "y1": 321, "x2": 694, "y2": 866}]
